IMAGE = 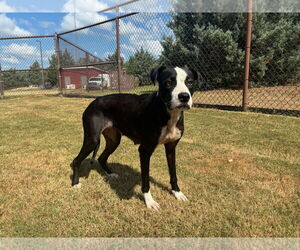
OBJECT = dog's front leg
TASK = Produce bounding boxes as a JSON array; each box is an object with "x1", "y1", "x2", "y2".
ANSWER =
[
  {"x1": 165, "y1": 141, "x2": 188, "y2": 201},
  {"x1": 139, "y1": 144, "x2": 160, "y2": 210}
]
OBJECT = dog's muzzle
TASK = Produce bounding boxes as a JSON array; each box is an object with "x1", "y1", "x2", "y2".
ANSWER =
[
  {"x1": 176, "y1": 103, "x2": 191, "y2": 109},
  {"x1": 167, "y1": 91, "x2": 193, "y2": 110},
  {"x1": 178, "y1": 92, "x2": 190, "y2": 103},
  {"x1": 175, "y1": 92, "x2": 192, "y2": 110},
  {"x1": 168, "y1": 102, "x2": 191, "y2": 110}
]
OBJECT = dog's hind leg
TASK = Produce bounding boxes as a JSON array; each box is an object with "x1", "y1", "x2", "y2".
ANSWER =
[
  {"x1": 71, "y1": 137, "x2": 100, "y2": 187},
  {"x1": 98, "y1": 127, "x2": 121, "y2": 178},
  {"x1": 90, "y1": 142, "x2": 100, "y2": 163},
  {"x1": 71, "y1": 113, "x2": 103, "y2": 187}
]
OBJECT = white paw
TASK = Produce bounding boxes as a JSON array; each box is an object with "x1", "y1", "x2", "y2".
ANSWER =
[
  {"x1": 172, "y1": 190, "x2": 188, "y2": 201},
  {"x1": 146, "y1": 200, "x2": 160, "y2": 211},
  {"x1": 73, "y1": 183, "x2": 82, "y2": 189},
  {"x1": 143, "y1": 191, "x2": 160, "y2": 211},
  {"x1": 107, "y1": 173, "x2": 119, "y2": 179}
]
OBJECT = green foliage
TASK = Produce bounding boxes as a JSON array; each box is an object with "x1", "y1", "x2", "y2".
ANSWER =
[
  {"x1": 106, "y1": 50, "x2": 124, "y2": 68},
  {"x1": 3, "y1": 61, "x2": 42, "y2": 89},
  {"x1": 172, "y1": 0, "x2": 247, "y2": 12},
  {"x1": 3, "y1": 56, "x2": 58, "y2": 89},
  {"x1": 61, "y1": 49, "x2": 75, "y2": 66},
  {"x1": 45, "y1": 54, "x2": 58, "y2": 86},
  {"x1": 2, "y1": 69, "x2": 28, "y2": 89},
  {"x1": 250, "y1": 13, "x2": 300, "y2": 86},
  {"x1": 78, "y1": 53, "x2": 101, "y2": 65},
  {"x1": 160, "y1": 13, "x2": 300, "y2": 89},
  {"x1": 27, "y1": 61, "x2": 41, "y2": 86},
  {"x1": 125, "y1": 48, "x2": 158, "y2": 85}
]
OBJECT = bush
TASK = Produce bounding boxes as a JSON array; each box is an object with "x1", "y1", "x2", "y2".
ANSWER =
[{"x1": 160, "y1": 13, "x2": 300, "y2": 89}]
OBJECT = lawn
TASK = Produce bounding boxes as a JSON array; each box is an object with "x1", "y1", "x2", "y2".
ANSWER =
[{"x1": 0, "y1": 96, "x2": 299, "y2": 237}]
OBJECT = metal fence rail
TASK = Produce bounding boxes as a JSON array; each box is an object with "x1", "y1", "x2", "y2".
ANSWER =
[
  {"x1": 0, "y1": 10, "x2": 299, "y2": 116},
  {"x1": 0, "y1": 35, "x2": 60, "y2": 97}
]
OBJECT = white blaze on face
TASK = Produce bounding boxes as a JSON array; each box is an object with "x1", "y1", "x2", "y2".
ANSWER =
[{"x1": 171, "y1": 67, "x2": 193, "y2": 109}]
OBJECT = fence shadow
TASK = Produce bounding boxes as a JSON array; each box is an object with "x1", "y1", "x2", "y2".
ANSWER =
[{"x1": 70, "y1": 159, "x2": 170, "y2": 200}]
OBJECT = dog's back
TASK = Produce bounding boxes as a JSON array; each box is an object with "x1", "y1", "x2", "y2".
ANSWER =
[{"x1": 83, "y1": 92, "x2": 169, "y2": 145}]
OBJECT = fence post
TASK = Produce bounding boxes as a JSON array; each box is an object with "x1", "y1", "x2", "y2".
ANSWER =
[
  {"x1": 116, "y1": 7, "x2": 122, "y2": 93},
  {"x1": 0, "y1": 65, "x2": 4, "y2": 99},
  {"x1": 55, "y1": 33, "x2": 63, "y2": 94},
  {"x1": 242, "y1": 0, "x2": 253, "y2": 111}
]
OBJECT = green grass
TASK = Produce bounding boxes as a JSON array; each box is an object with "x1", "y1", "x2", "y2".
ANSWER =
[{"x1": 0, "y1": 96, "x2": 299, "y2": 237}]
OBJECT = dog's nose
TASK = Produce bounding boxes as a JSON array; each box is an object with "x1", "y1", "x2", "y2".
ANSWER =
[{"x1": 178, "y1": 92, "x2": 190, "y2": 103}]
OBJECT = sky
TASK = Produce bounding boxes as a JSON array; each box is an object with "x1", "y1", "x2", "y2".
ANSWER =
[
  {"x1": 0, "y1": 0, "x2": 172, "y2": 70},
  {"x1": 0, "y1": 0, "x2": 171, "y2": 12},
  {"x1": 0, "y1": 0, "x2": 118, "y2": 12}
]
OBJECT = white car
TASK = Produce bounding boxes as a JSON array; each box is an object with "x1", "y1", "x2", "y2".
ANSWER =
[{"x1": 88, "y1": 74, "x2": 110, "y2": 90}]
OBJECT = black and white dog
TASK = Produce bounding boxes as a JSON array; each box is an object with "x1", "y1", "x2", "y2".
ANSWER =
[{"x1": 71, "y1": 66, "x2": 198, "y2": 210}]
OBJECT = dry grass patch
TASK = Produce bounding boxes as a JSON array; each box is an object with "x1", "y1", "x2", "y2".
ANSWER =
[
  {"x1": 193, "y1": 84, "x2": 300, "y2": 110},
  {"x1": 5, "y1": 87, "x2": 60, "y2": 97},
  {"x1": 0, "y1": 96, "x2": 299, "y2": 237}
]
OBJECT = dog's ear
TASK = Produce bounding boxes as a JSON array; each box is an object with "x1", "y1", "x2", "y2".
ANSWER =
[
  {"x1": 190, "y1": 68, "x2": 198, "y2": 81},
  {"x1": 184, "y1": 65, "x2": 198, "y2": 81},
  {"x1": 150, "y1": 68, "x2": 158, "y2": 84},
  {"x1": 150, "y1": 66, "x2": 166, "y2": 84}
]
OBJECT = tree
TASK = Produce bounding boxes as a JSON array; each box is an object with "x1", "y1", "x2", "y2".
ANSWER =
[
  {"x1": 45, "y1": 54, "x2": 58, "y2": 86},
  {"x1": 125, "y1": 48, "x2": 158, "y2": 85},
  {"x1": 61, "y1": 49, "x2": 75, "y2": 66},
  {"x1": 172, "y1": 0, "x2": 244, "y2": 12},
  {"x1": 2, "y1": 68, "x2": 31, "y2": 89},
  {"x1": 160, "y1": 12, "x2": 300, "y2": 89},
  {"x1": 27, "y1": 61, "x2": 41, "y2": 86},
  {"x1": 78, "y1": 53, "x2": 102, "y2": 65},
  {"x1": 106, "y1": 50, "x2": 124, "y2": 68},
  {"x1": 250, "y1": 13, "x2": 300, "y2": 86}
]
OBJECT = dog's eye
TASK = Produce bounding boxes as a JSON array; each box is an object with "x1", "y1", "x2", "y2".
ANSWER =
[
  {"x1": 185, "y1": 80, "x2": 193, "y2": 87},
  {"x1": 165, "y1": 80, "x2": 175, "y2": 87}
]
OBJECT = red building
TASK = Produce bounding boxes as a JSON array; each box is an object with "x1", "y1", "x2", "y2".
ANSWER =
[
  {"x1": 61, "y1": 66, "x2": 139, "y2": 90},
  {"x1": 61, "y1": 67, "x2": 108, "y2": 89}
]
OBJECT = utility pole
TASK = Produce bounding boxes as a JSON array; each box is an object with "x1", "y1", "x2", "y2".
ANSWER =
[
  {"x1": 242, "y1": 0, "x2": 253, "y2": 111},
  {"x1": 116, "y1": 6, "x2": 122, "y2": 93},
  {"x1": 55, "y1": 34, "x2": 62, "y2": 93},
  {"x1": 73, "y1": 0, "x2": 77, "y2": 29},
  {"x1": 0, "y1": 63, "x2": 4, "y2": 98},
  {"x1": 36, "y1": 40, "x2": 45, "y2": 88}
]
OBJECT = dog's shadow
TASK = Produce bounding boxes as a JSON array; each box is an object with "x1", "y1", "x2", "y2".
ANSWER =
[{"x1": 70, "y1": 159, "x2": 170, "y2": 200}]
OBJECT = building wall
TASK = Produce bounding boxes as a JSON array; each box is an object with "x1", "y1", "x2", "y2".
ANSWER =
[{"x1": 61, "y1": 68, "x2": 138, "y2": 90}]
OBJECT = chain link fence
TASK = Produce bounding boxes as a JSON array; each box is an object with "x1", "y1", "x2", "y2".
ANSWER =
[
  {"x1": 0, "y1": 35, "x2": 60, "y2": 97},
  {"x1": 0, "y1": 11, "x2": 299, "y2": 116}
]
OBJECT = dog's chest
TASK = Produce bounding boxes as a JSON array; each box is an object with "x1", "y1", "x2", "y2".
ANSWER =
[{"x1": 158, "y1": 111, "x2": 182, "y2": 144}]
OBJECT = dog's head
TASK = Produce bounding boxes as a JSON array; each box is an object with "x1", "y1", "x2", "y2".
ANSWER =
[{"x1": 150, "y1": 66, "x2": 198, "y2": 110}]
